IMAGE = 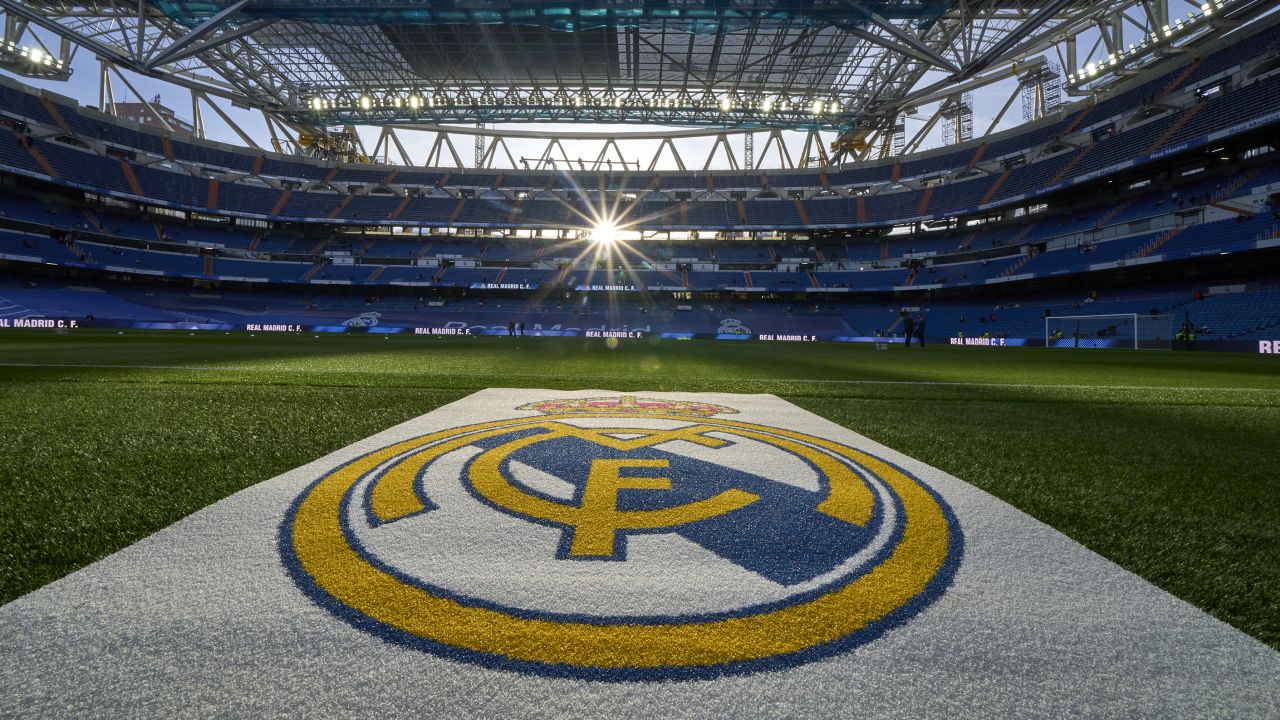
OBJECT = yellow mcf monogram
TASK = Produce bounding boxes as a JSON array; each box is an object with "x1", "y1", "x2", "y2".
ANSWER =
[
  {"x1": 567, "y1": 458, "x2": 757, "y2": 557},
  {"x1": 469, "y1": 423, "x2": 773, "y2": 559},
  {"x1": 365, "y1": 419, "x2": 874, "y2": 554}
]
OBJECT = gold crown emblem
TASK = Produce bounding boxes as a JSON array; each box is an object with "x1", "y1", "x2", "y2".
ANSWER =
[{"x1": 518, "y1": 395, "x2": 737, "y2": 418}]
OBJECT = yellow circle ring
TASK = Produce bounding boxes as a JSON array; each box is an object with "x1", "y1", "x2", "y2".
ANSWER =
[{"x1": 284, "y1": 413, "x2": 959, "y2": 677}]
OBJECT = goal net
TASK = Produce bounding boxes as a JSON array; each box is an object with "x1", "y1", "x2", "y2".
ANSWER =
[{"x1": 1044, "y1": 313, "x2": 1178, "y2": 349}]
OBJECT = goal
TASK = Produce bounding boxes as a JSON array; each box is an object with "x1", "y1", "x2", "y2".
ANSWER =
[{"x1": 1044, "y1": 313, "x2": 1177, "y2": 349}]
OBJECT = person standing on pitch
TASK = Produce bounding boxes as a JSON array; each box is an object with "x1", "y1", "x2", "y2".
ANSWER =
[
  {"x1": 902, "y1": 312, "x2": 916, "y2": 348},
  {"x1": 915, "y1": 313, "x2": 927, "y2": 347}
]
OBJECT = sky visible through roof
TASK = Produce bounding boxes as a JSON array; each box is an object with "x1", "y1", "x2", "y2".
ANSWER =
[{"x1": 0, "y1": 20, "x2": 1087, "y2": 172}]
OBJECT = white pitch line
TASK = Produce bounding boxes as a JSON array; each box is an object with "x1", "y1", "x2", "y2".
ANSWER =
[{"x1": 0, "y1": 361, "x2": 1278, "y2": 394}]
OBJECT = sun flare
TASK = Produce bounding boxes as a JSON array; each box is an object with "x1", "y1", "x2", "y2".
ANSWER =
[{"x1": 590, "y1": 221, "x2": 619, "y2": 245}]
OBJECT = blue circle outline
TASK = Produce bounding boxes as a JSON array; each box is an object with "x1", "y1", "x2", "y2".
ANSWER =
[{"x1": 278, "y1": 418, "x2": 964, "y2": 682}]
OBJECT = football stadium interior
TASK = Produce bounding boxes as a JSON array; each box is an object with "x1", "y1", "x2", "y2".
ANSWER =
[
  {"x1": 1, "y1": 1, "x2": 1279, "y2": 346},
  {"x1": 1, "y1": 0, "x2": 1278, "y2": 710}
]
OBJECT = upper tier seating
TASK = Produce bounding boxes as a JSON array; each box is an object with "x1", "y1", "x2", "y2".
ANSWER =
[{"x1": 0, "y1": 17, "x2": 1276, "y2": 232}]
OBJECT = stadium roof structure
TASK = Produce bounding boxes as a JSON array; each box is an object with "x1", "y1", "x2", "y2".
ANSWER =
[{"x1": 1, "y1": 0, "x2": 1275, "y2": 167}]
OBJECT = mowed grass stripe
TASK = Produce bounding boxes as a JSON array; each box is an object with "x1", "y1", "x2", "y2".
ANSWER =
[
  {"x1": 2, "y1": 330, "x2": 1279, "y2": 389},
  {"x1": 3, "y1": 360, "x2": 1280, "y2": 395},
  {"x1": 0, "y1": 382, "x2": 468, "y2": 606},
  {"x1": 0, "y1": 330, "x2": 1276, "y2": 651}
]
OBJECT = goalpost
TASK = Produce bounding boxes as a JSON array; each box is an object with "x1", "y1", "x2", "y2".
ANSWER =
[{"x1": 1044, "y1": 313, "x2": 1178, "y2": 350}]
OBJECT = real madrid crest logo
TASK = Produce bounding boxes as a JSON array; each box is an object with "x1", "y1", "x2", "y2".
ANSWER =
[{"x1": 281, "y1": 396, "x2": 962, "y2": 680}]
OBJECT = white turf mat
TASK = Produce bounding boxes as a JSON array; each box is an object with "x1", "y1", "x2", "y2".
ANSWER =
[{"x1": 2, "y1": 389, "x2": 1276, "y2": 718}]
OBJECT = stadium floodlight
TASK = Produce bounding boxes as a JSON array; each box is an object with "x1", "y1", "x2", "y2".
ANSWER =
[{"x1": 590, "y1": 221, "x2": 618, "y2": 245}]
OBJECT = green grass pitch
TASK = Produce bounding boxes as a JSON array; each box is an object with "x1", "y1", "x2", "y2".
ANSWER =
[{"x1": 1, "y1": 329, "x2": 1276, "y2": 650}]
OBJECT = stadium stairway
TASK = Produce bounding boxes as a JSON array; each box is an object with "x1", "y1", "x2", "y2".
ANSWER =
[
  {"x1": 1000, "y1": 252, "x2": 1037, "y2": 278},
  {"x1": 1010, "y1": 220, "x2": 1041, "y2": 246},
  {"x1": 65, "y1": 237, "x2": 90, "y2": 264},
  {"x1": 269, "y1": 189, "x2": 292, "y2": 217},
  {"x1": 14, "y1": 132, "x2": 58, "y2": 178},
  {"x1": 1144, "y1": 101, "x2": 1207, "y2": 155},
  {"x1": 1047, "y1": 143, "x2": 1096, "y2": 186},
  {"x1": 1131, "y1": 226, "x2": 1187, "y2": 260},
  {"x1": 38, "y1": 95, "x2": 72, "y2": 135},
  {"x1": 1094, "y1": 199, "x2": 1136, "y2": 228},
  {"x1": 80, "y1": 209, "x2": 105, "y2": 233},
  {"x1": 1158, "y1": 58, "x2": 1205, "y2": 99},
  {"x1": 116, "y1": 160, "x2": 143, "y2": 195},
  {"x1": 327, "y1": 195, "x2": 354, "y2": 220},
  {"x1": 978, "y1": 167, "x2": 1011, "y2": 205},
  {"x1": 1214, "y1": 167, "x2": 1266, "y2": 201},
  {"x1": 302, "y1": 263, "x2": 324, "y2": 282}
]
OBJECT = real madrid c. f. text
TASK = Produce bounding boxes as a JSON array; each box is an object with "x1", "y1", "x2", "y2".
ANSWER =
[{"x1": 2, "y1": 390, "x2": 1277, "y2": 719}]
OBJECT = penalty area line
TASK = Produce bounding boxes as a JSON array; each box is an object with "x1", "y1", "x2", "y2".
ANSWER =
[{"x1": 0, "y1": 361, "x2": 1277, "y2": 394}]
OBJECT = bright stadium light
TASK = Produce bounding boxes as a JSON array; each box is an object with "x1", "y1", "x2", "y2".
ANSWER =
[{"x1": 590, "y1": 221, "x2": 618, "y2": 245}]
